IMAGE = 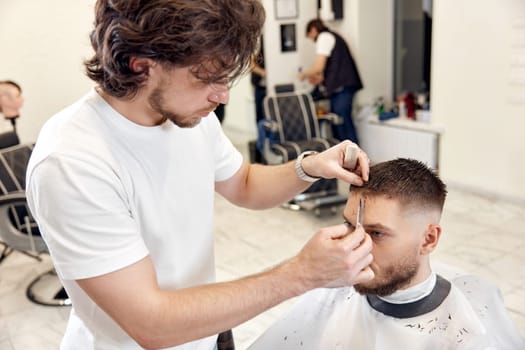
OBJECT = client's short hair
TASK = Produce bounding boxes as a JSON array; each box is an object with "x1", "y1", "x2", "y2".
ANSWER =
[{"x1": 351, "y1": 158, "x2": 447, "y2": 213}]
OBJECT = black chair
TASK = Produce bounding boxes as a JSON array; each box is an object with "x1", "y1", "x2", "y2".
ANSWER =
[
  {"x1": 0, "y1": 130, "x2": 20, "y2": 149},
  {"x1": 0, "y1": 143, "x2": 70, "y2": 306},
  {"x1": 260, "y1": 92, "x2": 346, "y2": 215}
]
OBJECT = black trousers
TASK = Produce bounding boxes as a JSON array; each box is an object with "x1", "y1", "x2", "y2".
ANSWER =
[{"x1": 217, "y1": 329, "x2": 235, "y2": 350}]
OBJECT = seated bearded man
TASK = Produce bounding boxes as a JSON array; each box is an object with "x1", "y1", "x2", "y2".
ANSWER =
[{"x1": 249, "y1": 158, "x2": 525, "y2": 350}]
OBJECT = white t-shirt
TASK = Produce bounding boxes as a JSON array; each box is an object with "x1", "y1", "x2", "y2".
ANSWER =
[
  {"x1": 316, "y1": 31, "x2": 336, "y2": 57},
  {"x1": 248, "y1": 270, "x2": 525, "y2": 350},
  {"x1": 26, "y1": 89, "x2": 243, "y2": 350}
]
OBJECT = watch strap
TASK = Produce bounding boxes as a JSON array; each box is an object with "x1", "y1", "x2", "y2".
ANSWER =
[{"x1": 295, "y1": 151, "x2": 320, "y2": 182}]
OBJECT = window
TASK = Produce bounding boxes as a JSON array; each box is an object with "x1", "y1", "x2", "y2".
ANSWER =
[{"x1": 393, "y1": 0, "x2": 433, "y2": 99}]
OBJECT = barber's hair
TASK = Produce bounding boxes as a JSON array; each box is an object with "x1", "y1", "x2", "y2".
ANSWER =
[
  {"x1": 306, "y1": 19, "x2": 328, "y2": 35},
  {"x1": 351, "y1": 158, "x2": 447, "y2": 213},
  {"x1": 85, "y1": 0, "x2": 265, "y2": 98}
]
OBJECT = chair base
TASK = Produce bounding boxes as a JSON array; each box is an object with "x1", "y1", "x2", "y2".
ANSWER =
[
  {"x1": 26, "y1": 269, "x2": 71, "y2": 307},
  {"x1": 0, "y1": 242, "x2": 13, "y2": 263}
]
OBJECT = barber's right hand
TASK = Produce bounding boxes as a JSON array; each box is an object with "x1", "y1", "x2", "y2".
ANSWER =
[{"x1": 292, "y1": 223, "x2": 374, "y2": 291}]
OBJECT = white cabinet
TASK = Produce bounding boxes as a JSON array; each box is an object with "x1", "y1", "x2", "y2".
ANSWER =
[{"x1": 357, "y1": 115, "x2": 444, "y2": 172}]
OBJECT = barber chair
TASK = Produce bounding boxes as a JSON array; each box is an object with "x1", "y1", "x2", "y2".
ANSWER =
[
  {"x1": 0, "y1": 143, "x2": 70, "y2": 306},
  {"x1": 260, "y1": 92, "x2": 346, "y2": 215},
  {"x1": 0, "y1": 130, "x2": 20, "y2": 149}
]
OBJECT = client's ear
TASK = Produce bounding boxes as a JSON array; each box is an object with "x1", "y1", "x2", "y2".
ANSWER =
[{"x1": 420, "y1": 224, "x2": 441, "y2": 255}]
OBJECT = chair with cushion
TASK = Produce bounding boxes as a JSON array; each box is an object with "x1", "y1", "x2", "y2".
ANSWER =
[
  {"x1": 0, "y1": 130, "x2": 20, "y2": 149},
  {"x1": 0, "y1": 143, "x2": 70, "y2": 306},
  {"x1": 260, "y1": 91, "x2": 347, "y2": 215}
]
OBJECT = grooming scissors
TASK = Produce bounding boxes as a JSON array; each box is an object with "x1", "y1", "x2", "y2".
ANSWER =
[{"x1": 356, "y1": 198, "x2": 364, "y2": 227}]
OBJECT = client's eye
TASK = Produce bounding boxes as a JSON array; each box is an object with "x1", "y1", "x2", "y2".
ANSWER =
[{"x1": 370, "y1": 231, "x2": 384, "y2": 239}]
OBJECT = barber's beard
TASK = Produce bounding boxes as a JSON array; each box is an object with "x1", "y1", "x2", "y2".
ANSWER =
[
  {"x1": 354, "y1": 255, "x2": 419, "y2": 297},
  {"x1": 148, "y1": 86, "x2": 202, "y2": 128}
]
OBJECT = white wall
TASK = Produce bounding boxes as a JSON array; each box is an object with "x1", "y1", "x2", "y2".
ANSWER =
[
  {"x1": 0, "y1": 1, "x2": 96, "y2": 143},
  {"x1": 261, "y1": 0, "x2": 318, "y2": 94},
  {"x1": 432, "y1": 0, "x2": 525, "y2": 202}
]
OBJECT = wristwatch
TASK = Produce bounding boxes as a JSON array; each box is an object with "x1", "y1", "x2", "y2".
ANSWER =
[{"x1": 295, "y1": 151, "x2": 320, "y2": 182}]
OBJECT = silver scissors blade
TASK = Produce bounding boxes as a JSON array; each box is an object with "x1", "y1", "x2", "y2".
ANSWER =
[{"x1": 356, "y1": 198, "x2": 364, "y2": 227}]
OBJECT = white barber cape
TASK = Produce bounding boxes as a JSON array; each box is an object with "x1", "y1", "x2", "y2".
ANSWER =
[{"x1": 248, "y1": 273, "x2": 524, "y2": 349}]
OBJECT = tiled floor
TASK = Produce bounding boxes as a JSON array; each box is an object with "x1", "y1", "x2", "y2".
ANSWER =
[{"x1": 1, "y1": 128, "x2": 524, "y2": 349}]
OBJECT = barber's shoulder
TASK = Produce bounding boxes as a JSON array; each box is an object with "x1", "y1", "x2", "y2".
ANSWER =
[
  {"x1": 317, "y1": 31, "x2": 336, "y2": 48},
  {"x1": 316, "y1": 32, "x2": 336, "y2": 55},
  {"x1": 318, "y1": 31, "x2": 334, "y2": 42}
]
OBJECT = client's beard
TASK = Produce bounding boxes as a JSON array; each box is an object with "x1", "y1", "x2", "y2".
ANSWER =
[{"x1": 354, "y1": 261, "x2": 418, "y2": 297}]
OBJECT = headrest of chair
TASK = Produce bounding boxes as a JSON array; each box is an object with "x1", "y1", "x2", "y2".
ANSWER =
[
  {"x1": 0, "y1": 130, "x2": 20, "y2": 149},
  {"x1": 274, "y1": 83, "x2": 295, "y2": 94},
  {"x1": 0, "y1": 143, "x2": 33, "y2": 194}
]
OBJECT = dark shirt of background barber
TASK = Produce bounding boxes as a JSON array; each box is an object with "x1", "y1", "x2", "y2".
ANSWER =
[
  {"x1": 251, "y1": 40, "x2": 266, "y2": 124},
  {"x1": 322, "y1": 30, "x2": 363, "y2": 145}
]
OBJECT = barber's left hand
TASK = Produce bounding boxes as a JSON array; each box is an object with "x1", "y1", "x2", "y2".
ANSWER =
[
  {"x1": 301, "y1": 141, "x2": 370, "y2": 186},
  {"x1": 308, "y1": 72, "x2": 323, "y2": 85}
]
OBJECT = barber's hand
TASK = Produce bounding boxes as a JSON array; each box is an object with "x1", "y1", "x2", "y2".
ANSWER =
[
  {"x1": 297, "y1": 72, "x2": 306, "y2": 81},
  {"x1": 308, "y1": 72, "x2": 323, "y2": 85},
  {"x1": 301, "y1": 141, "x2": 370, "y2": 186},
  {"x1": 292, "y1": 223, "x2": 374, "y2": 290}
]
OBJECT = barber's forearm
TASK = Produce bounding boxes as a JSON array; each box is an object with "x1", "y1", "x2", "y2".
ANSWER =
[
  {"x1": 133, "y1": 258, "x2": 305, "y2": 348},
  {"x1": 301, "y1": 55, "x2": 326, "y2": 80},
  {"x1": 233, "y1": 162, "x2": 311, "y2": 209},
  {"x1": 302, "y1": 66, "x2": 321, "y2": 78},
  {"x1": 147, "y1": 224, "x2": 373, "y2": 348}
]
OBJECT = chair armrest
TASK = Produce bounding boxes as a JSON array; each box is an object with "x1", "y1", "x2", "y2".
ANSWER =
[
  {"x1": 317, "y1": 113, "x2": 343, "y2": 125},
  {"x1": 0, "y1": 191, "x2": 48, "y2": 254},
  {"x1": 0, "y1": 191, "x2": 27, "y2": 206},
  {"x1": 261, "y1": 120, "x2": 279, "y2": 132}
]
